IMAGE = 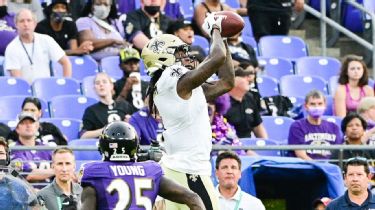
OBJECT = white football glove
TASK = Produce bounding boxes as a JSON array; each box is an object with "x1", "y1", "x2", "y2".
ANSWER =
[{"x1": 202, "y1": 12, "x2": 225, "y2": 37}]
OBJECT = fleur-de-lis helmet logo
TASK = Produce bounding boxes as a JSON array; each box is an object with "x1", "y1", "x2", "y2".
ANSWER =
[{"x1": 150, "y1": 40, "x2": 165, "y2": 53}]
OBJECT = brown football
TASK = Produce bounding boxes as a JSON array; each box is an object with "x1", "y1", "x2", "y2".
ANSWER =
[{"x1": 214, "y1": 11, "x2": 244, "y2": 37}]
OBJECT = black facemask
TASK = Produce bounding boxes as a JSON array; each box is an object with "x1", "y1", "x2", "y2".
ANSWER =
[
  {"x1": 0, "y1": 6, "x2": 8, "y2": 18},
  {"x1": 144, "y1": 6, "x2": 160, "y2": 16},
  {"x1": 50, "y1": 12, "x2": 67, "y2": 23},
  {"x1": 0, "y1": 159, "x2": 7, "y2": 167}
]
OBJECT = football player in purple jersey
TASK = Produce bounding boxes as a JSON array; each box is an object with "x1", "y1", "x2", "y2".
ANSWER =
[{"x1": 80, "y1": 121, "x2": 205, "y2": 210}]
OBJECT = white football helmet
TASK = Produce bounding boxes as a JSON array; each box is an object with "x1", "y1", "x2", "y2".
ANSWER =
[{"x1": 141, "y1": 34, "x2": 188, "y2": 77}]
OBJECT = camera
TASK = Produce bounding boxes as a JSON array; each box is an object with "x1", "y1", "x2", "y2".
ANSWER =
[{"x1": 137, "y1": 140, "x2": 163, "y2": 162}]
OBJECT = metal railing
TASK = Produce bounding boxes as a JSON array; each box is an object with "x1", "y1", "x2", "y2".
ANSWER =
[
  {"x1": 303, "y1": 0, "x2": 375, "y2": 76},
  {"x1": 9, "y1": 144, "x2": 375, "y2": 187}
]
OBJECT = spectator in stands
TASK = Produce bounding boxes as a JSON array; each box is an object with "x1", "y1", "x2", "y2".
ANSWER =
[
  {"x1": 332, "y1": 113, "x2": 375, "y2": 161},
  {"x1": 288, "y1": 90, "x2": 342, "y2": 160},
  {"x1": 123, "y1": 0, "x2": 173, "y2": 50},
  {"x1": 312, "y1": 197, "x2": 332, "y2": 210},
  {"x1": 10, "y1": 112, "x2": 54, "y2": 184},
  {"x1": 8, "y1": 97, "x2": 67, "y2": 146},
  {"x1": 37, "y1": 147, "x2": 82, "y2": 210},
  {"x1": 215, "y1": 151, "x2": 265, "y2": 209},
  {"x1": 326, "y1": 157, "x2": 375, "y2": 209},
  {"x1": 81, "y1": 72, "x2": 133, "y2": 139},
  {"x1": 35, "y1": 0, "x2": 94, "y2": 56},
  {"x1": 357, "y1": 97, "x2": 375, "y2": 145},
  {"x1": 334, "y1": 55, "x2": 374, "y2": 118},
  {"x1": 0, "y1": 0, "x2": 17, "y2": 56},
  {"x1": 209, "y1": 94, "x2": 251, "y2": 156},
  {"x1": 76, "y1": 0, "x2": 127, "y2": 61},
  {"x1": 246, "y1": 0, "x2": 304, "y2": 42},
  {"x1": 4, "y1": 9, "x2": 72, "y2": 84},
  {"x1": 114, "y1": 47, "x2": 148, "y2": 113},
  {"x1": 167, "y1": 19, "x2": 206, "y2": 63},
  {"x1": 225, "y1": 66, "x2": 268, "y2": 138},
  {"x1": 227, "y1": 32, "x2": 258, "y2": 68},
  {"x1": 193, "y1": 0, "x2": 234, "y2": 38},
  {"x1": 129, "y1": 97, "x2": 164, "y2": 145},
  {"x1": 7, "y1": 0, "x2": 43, "y2": 21}
]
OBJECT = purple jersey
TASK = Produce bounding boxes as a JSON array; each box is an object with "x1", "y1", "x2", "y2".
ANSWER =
[
  {"x1": 80, "y1": 161, "x2": 163, "y2": 210},
  {"x1": 288, "y1": 119, "x2": 342, "y2": 159},
  {"x1": 10, "y1": 141, "x2": 52, "y2": 172}
]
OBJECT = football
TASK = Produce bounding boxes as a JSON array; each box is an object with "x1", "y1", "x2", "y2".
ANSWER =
[{"x1": 215, "y1": 11, "x2": 244, "y2": 37}]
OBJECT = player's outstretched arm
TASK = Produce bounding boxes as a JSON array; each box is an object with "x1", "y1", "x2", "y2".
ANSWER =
[
  {"x1": 202, "y1": 40, "x2": 235, "y2": 102},
  {"x1": 158, "y1": 176, "x2": 206, "y2": 210},
  {"x1": 81, "y1": 186, "x2": 97, "y2": 210},
  {"x1": 177, "y1": 16, "x2": 226, "y2": 99}
]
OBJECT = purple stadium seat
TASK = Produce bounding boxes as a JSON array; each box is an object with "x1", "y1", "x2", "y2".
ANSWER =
[
  {"x1": 0, "y1": 77, "x2": 32, "y2": 96},
  {"x1": 164, "y1": 0, "x2": 184, "y2": 20},
  {"x1": 179, "y1": 0, "x2": 193, "y2": 20},
  {"x1": 193, "y1": 35, "x2": 209, "y2": 55},
  {"x1": 261, "y1": 116, "x2": 294, "y2": 144},
  {"x1": 296, "y1": 56, "x2": 341, "y2": 82},
  {"x1": 342, "y1": 0, "x2": 364, "y2": 33},
  {"x1": 116, "y1": 0, "x2": 136, "y2": 13},
  {"x1": 258, "y1": 57, "x2": 294, "y2": 80},
  {"x1": 52, "y1": 55, "x2": 99, "y2": 81},
  {"x1": 223, "y1": 0, "x2": 240, "y2": 8},
  {"x1": 32, "y1": 77, "x2": 81, "y2": 102},
  {"x1": 68, "y1": 139, "x2": 102, "y2": 160},
  {"x1": 242, "y1": 17, "x2": 254, "y2": 38},
  {"x1": 49, "y1": 95, "x2": 97, "y2": 120},
  {"x1": 256, "y1": 75, "x2": 280, "y2": 97},
  {"x1": 329, "y1": 75, "x2": 339, "y2": 95},
  {"x1": 240, "y1": 138, "x2": 281, "y2": 156},
  {"x1": 241, "y1": 35, "x2": 258, "y2": 55},
  {"x1": 41, "y1": 118, "x2": 82, "y2": 141},
  {"x1": 100, "y1": 56, "x2": 122, "y2": 79},
  {"x1": 0, "y1": 95, "x2": 49, "y2": 120},
  {"x1": 81, "y1": 76, "x2": 99, "y2": 100},
  {"x1": 280, "y1": 75, "x2": 328, "y2": 97},
  {"x1": 322, "y1": 115, "x2": 343, "y2": 132},
  {"x1": 259, "y1": 36, "x2": 308, "y2": 61}
]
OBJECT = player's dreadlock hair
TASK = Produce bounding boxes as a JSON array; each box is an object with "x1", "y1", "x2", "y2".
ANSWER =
[{"x1": 146, "y1": 69, "x2": 164, "y2": 117}]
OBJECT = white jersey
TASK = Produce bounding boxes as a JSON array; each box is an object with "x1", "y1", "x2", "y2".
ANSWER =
[
  {"x1": 154, "y1": 65, "x2": 212, "y2": 175},
  {"x1": 4, "y1": 33, "x2": 65, "y2": 84}
]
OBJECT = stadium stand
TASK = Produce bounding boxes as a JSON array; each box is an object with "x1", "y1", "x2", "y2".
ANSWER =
[
  {"x1": 259, "y1": 36, "x2": 308, "y2": 61},
  {"x1": 261, "y1": 116, "x2": 294, "y2": 144},
  {"x1": 0, "y1": 77, "x2": 32, "y2": 97},
  {"x1": 100, "y1": 56, "x2": 122, "y2": 79},
  {"x1": 32, "y1": 77, "x2": 81, "y2": 102},
  {"x1": 52, "y1": 55, "x2": 99, "y2": 81},
  {"x1": 68, "y1": 139, "x2": 102, "y2": 161},
  {"x1": 193, "y1": 35, "x2": 210, "y2": 55},
  {"x1": 240, "y1": 138, "x2": 282, "y2": 156},
  {"x1": 256, "y1": 75, "x2": 280, "y2": 97},
  {"x1": 258, "y1": 57, "x2": 294, "y2": 80},
  {"x1": 295, "y1": 56, "x2": 341, "y2": 82},
  {"x1": 280, "y1": 75, "x2": 328, "y2": 97},
  {"x1": 40, "y1": 118, "x2": 82, "y2": 141},
  {"x1": 49, "y1": 95, "x2": 97, "y2": 120}
]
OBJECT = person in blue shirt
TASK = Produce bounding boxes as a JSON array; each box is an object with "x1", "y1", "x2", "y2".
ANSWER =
[{"x1": 327, "y1": 157, "x2": 375, "y2": 209}]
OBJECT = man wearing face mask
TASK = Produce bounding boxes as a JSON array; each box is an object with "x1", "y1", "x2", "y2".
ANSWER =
[
  {"x1": 36, "y1": 0, "x2": 93, "y2": 56},
  {"x1": 288, "y1": 90, "x2": 342, "y2": 160},
  {"x1": 124, "y1": 0, "x2": 174, "y2": 50},
  {"x1": 0, "y1": 0, "x2": 17, "y2": 56}
]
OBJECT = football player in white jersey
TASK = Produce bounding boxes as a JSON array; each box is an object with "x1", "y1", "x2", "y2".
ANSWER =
[{"x1": 141, "y1": 13, "x2": 234, "y2": 210}]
